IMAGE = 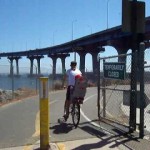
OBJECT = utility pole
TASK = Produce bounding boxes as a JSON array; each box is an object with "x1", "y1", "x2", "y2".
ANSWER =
[
  {"x1": 130, "y1": 0, "x2": 138, "y2": 133},
  {"x1": 122, "y1": 0, "x2": 145, "y2": 133}
]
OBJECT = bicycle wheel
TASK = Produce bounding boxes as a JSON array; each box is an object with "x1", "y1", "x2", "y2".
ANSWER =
[{"x1": 72, "y1": 102, "x2": 80, "y2": 128}]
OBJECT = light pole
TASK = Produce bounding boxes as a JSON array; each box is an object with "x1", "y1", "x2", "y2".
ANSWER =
[
  {"x1": 107, "y1": 0, "x2": 111, "y2": 29},
  {"x1": 72, "y1": 20, "x2": 77, "y2": 61}
]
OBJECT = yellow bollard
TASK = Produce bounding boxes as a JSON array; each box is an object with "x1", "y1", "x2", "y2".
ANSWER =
[{"x1": 39, "y1": 77, "x2": 50, "y2": 150}]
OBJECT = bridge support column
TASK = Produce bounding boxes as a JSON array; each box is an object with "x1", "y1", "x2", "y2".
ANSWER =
[
  {"x1": 30, "y1": 58, "x2": 34, "y2": 76},
  {"x1": 27, "y1": 55, "x2": 44, "y2": 76},
  {"x1": 60, "y1": 54, "x2": 70, "y2": 74},
  {"x1": 15, "y1": 57, "x2": 21, "y2": 76},
  {"x1": 61, "y1": 57, "x2": 66, "y2": 74},
  {"x1": 48, "y1": 54, "x2": 57, "y2": 80},
  {"x1": 8, "y1": 57, "x2": 14, "y2": 76},
  {"x1": 36, "y1": 56, "x2": 44, "y2": 75},
  {"x1": 52, "y1": 57, "x2": 57, "y2": 79},
  {"x1": 48, "y1": 53, "x2": 70, "y2": 79},
  {"x1": 89, "y1": 51, "x2": 100, "y2": 83},
  {"x1": 8, "y1": 56, "x2": 21, "y2": 76},
  {"x1": 27, "y1": 56, "x2": 35, "y2": 76},
  {"x1": 91, "y1": 51, "x2": 99, "y2": 74},
  {"x1": 117, "y1": 49, "x2": 128, "y2": 63},
  {"x1": 78, "y1": 52, "x2": 86, "y2": 75}
]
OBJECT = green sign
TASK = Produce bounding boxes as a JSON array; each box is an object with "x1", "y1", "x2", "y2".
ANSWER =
[{"x1": 103, "y1": 62, "x2": 126, "y2": 80}]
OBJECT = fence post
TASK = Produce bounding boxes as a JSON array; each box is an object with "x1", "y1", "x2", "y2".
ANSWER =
[
  {"x1": 97, "y1": 54, "x2": 101, "y2": 119},
  {"x1": 129, "y1": 51, "x2": 137, "y2": 132},
  {"x1": 139, "y1": 42, "x2": 145, "y2": 138},
  {"x1": 39, "y1": 77, "x2": 50, "y2": 150},
  {"x1": 102, "y1": 59, "x2": 106, "y2": 117}
]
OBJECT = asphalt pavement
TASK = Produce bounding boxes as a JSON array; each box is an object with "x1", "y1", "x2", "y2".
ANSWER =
[
  {"x1": 0, "y1": 136, "x2": 132, "y2": 150},
  {"x1": 1, "y1": 132, "x2": 150, "y2": 150},
  {"x1": 1, "y1": 87, "x2": 150, "y2": 150}
]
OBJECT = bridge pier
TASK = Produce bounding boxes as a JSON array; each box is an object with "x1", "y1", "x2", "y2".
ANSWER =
[
  {"x1": 109, "y1": 37, "x2": 131, "y2": 63},
  {"x1": 27, "y1": 56, "x2": 35, "y2": 76},
  {"x1": 27, "y1": 55, "x2": 44, "y2": 76},
  {"x1": 117, "y1": 49, "x2": 128, "y2": 63},
  {"x1": 48, "y1": 53, "x2": 70, "y2": 78},
  {"x1": 35, "y1": 56, "x2": 44, "y2": 75},
  {"x1": 60, "y1": 54, "x2": 70, "y2": 74},
  {"x1": 8, "y1": 56, "x2": 21, "y2": 76},
  {"x1": 48, "y1": 54, "x2": 57, "y2": 80},
  {"x1": 78, "y1": 52, "x2": 86, "y2": 75},
  {"x1": 15, "y1": 57, "x2": 21, "y2": 76},
  {"x1": 90, "y1": 51, "x2": 99, "y2": 74},
  {"x1": 52, "y1": 57, "x2": 57, "y2": 78},
  {"x1": 8, "y1": 57, "x2": 14, "y2": 76},
  {"x1": 28, "y1": 57, "x2": 34, "y2": 76}
]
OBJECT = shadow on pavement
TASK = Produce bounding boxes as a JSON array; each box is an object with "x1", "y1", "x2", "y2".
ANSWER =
[
  {"x1": 50, "y1": 123, "x2": 74, "y2": 134},
  {"x1": 80, "y1": 125, "x2": 107, "y2": 138},
  {"x1": 71, "y1": 124, "x2": 140, "y2": 150}
]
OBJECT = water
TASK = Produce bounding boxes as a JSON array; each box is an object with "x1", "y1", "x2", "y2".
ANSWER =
[{"x1": 0, "y1": 75, "x2": 52, "y2": 90}]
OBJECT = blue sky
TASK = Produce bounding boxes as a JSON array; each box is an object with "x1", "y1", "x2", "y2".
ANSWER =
[{"x1": 0, "y1": 0, "x2": 150, "y2": 74}]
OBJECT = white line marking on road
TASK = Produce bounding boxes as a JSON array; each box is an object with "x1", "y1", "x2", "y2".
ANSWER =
[
  {"x1": 80, "y1": 94, "x2": 112, "y2": 135},
  {"x1": 49, "y1": 100, "x2": 58, "y2": 105}
]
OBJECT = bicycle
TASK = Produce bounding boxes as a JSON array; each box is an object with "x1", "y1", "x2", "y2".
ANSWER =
[
  {"x1": 58, "y1": 76, "x2": 87, "y2": 128},
  {"x1": 68, "y1": 97, "x2": 84, "y2": 128},
  {"x1": 58, "y1": 89, "x2": 83, "y2": 128}
]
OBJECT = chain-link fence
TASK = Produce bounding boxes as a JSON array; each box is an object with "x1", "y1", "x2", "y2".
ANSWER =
[
  {"x1": 144, "y1": 48, "x2": 150, "y2": 139},
  {"x1": 99, "y1": 53, "x2": 132, "y2": 128},
  {"x1": 95, "y1": 48, "x2": 150, "y2": 139}
]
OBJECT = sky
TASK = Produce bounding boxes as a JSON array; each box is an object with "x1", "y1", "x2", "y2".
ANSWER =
[{"x1": 0, "y1": 0, "x2": 150, "y2": 74}]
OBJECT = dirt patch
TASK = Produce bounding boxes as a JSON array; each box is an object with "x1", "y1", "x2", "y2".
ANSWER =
[{"x1": 0, "y1": 88, "x2": 37, "y2": 107}]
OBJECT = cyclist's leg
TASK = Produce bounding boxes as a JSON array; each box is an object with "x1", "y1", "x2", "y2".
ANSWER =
[
  {"x1": 64, "y1": 99, "x2": 67, "y2": 114},
  {"x1": 64, "y1": 100, "x2": 70, "y2": 119},
  {"x1": 63, "y1": 86, "x2": 71, "y2": 121}
]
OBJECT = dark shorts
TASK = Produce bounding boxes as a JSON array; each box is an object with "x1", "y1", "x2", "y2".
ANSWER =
[{"x1": 66, "y1": 85, "x2": 74, "y2": 101}]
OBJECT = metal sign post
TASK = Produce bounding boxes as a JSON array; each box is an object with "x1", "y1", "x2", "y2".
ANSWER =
[
  {"x1": 39, "y1": 77, "x2": 50, "y2": 150},
  {"x1": 102, "y1": 59, "x2": 106, "y2": 117},
  {"x1": 139, "y1": 42, "x2": 145, "y2": 138},
  {"x1": 122, "y1": 0, "x2": 145, "y2": 133},
  {"x1": 97, "y1": 54, "x2": 101, "y2": 120}
]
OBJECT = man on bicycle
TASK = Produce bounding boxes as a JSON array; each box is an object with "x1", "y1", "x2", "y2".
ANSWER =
[{"x1": 62, "y1": 61, "x2": 82, "y2": 121}]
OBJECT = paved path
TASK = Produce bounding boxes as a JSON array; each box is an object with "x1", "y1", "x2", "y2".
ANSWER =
[{"x1": 1, "y1": 87, "x2": 150, "y2": 150}]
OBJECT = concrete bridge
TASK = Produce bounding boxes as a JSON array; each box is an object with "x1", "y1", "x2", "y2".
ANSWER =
[{"x1": 0, "y1": 16, "x2": 150, "y2": 76}]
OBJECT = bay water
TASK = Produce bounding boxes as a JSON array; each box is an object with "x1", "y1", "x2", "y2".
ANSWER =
[{"x1": 0, "y1": 75, "x2": 53, "y2": 90}]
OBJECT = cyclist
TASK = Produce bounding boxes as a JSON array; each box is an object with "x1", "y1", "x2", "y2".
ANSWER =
[{"x1": 62, "y1": 61, "x2": 82, "y2": 122}]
